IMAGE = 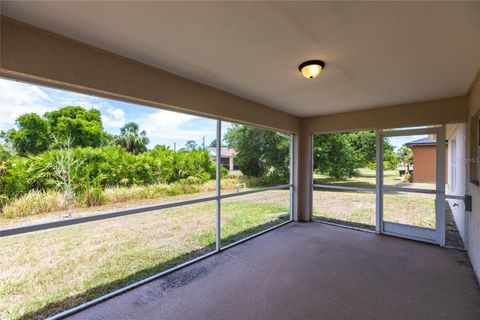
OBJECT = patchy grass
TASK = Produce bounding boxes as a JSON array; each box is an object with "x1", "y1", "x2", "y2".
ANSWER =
[
  {"x1": 312, "y1": 168, "x2": 436, "y2": 229},
  {"x1": 312, "y1": 190, "x2": 376, "y2": 229},
  {"x1": 383, "y1": 192, "x2": 436, "y2": 228},
  {"x1": 313, "y1": 168, "x2": 436, "y2": 190},
  {"x1": 0, "y1": 190, "x2": 289, "y2": 320},
  {"x1": 313, "y1": 190, "x2": 436, "y2": 229}
]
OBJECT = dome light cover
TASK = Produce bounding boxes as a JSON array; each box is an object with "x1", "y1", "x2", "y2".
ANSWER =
[{"x1": 299, "y1": 60, "x2": 325, "y2": 79}]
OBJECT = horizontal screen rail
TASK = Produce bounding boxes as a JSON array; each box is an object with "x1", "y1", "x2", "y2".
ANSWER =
[
  {"x1": 0, "y1": 196, "x2": 217, "y2": 237},
  {"x1": 378, "y1": 127, "x2": 441, "y2": 137},
  {"x1": 220, "y1": 184, "x2": 291, "y2": 199},
  {"x1": 0, "y1": 184, "x2": 292, "y2": 237},
  {"x1": 383, "y1": 186, "x2": 437, "y2": 194},
  {"x1": 313, "y1": 184, "x2": 375, "y2": 192},
  {"x1": 445, "y1": 194, "x2": 465, "y2": 200}
]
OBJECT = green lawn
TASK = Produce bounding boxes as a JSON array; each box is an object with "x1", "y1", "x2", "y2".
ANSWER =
[
  {"x1": 312, "y1": 168, "x2": 436, "y2": 229},
  {"x1": 312, "y1": 190, "x2": 435, "y2": 230},
  {"x1": 0, "y1": 190, "x2": 289, "y2": 320},
  {"x1": 313, "y1": 168, "x2": 406, "y2": 189}
]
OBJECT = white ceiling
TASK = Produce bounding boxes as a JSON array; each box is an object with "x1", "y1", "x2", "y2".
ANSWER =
[{"x1": 2, "y1": 1, "x2": 480, "y2": 117}]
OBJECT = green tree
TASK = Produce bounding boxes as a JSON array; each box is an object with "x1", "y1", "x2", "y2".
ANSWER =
[
  {"x1": 314, "y1": 133, "x2": 357, "y2": 179},
  {"x1": 185, "y1": 140, "x2": 198, "y2": 150},
  {"x1": 209, "y1": 138, "x2": 227, "y2": 148},
  {"x1": 313, "y1": 131, "x2": 397, "y2": 179},
  {"x1": 224, "y1": 125, "x2": 289, "y2": 183},
  {"x1": 115, "y1": 122, "x2": 149, "y2": 155},
  {"x1": 44, "y1": 106, "x2": 104, "y2": 148},
  {"x1": 347, "y1": 131, "x2": 376, "y2": 168},
  {"x1": 5, "y1": 113, "x2": 50, "y2": 155},
  {"x1": 397, "y1": 145, "x2": 413, "y2": 173},
  {"x1": 383, "y1": 146, "x2": 399, "y2": 170}
]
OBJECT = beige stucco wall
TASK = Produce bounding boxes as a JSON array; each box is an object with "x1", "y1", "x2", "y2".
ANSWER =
[
  {"x1": 0, "y1": 17, "x2": 300, "y2": 134},
  {"x1": 302, "y1": 97, "x2": 468, "y2": 135}
]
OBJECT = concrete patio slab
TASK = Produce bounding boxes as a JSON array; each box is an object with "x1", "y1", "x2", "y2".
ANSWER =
[{"x1": 67, "y1": 222, "x2": 480, "y2": 320}]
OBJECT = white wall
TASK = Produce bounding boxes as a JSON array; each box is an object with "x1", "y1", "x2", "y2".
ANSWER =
[
  {"x1": 466, "y1": 71, "x2": 480, "y2": 283},
  {"x1": 447, "y1": 124, "x2": 467, "y2": 244}
]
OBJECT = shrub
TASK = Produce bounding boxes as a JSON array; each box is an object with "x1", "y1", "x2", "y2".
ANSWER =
[
  {"x1": 0, "y1": 146, "x2": 219, "y2": 201},
  {"x1": 84, "y1": 187, "x2": 106, "y2": 207},
  {"x1": 0, "y1": 154, "x2": 30, "y2": 200},
  {"x1": 2, "y1": 190, "x2": 67, "y2": 218},
  {"x1": 0, "y1": 143, "x2": 249, "y2": 218}
]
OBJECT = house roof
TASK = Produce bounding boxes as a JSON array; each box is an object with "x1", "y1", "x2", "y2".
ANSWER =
[
  {"x1": 405, "y1": 137, "x2": 448, "y2": 147},
  {"x1": 207, "y1": 147, "x2": 237, "y2": 157},
  {"x1": 405, "y1": 137, "x2": 436, "y2": 146}
]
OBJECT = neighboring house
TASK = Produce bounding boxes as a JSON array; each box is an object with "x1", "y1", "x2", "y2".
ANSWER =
[
  {"x1": 207, "y1": 147, "x2": 237, "y2": 170},
  {"x1": 405, "y1": 136, "x2": 448, "y2": 183}
]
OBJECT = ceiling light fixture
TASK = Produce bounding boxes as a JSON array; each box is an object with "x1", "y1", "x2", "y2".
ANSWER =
[{"x1": 298, "y1": 60, "x2": 325, "y2": 79}]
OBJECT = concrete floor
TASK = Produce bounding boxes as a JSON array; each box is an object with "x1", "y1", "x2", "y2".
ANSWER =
[{"x1": 68, "y1": 223, "x2": 480, "y2": 320}]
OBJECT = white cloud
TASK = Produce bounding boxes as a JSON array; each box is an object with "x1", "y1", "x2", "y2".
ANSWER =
[
  {"x1": 133, "y1": 110, "x2": 217, "y2": 148},
  {"x1": 0, "y1": 79, "x2": 56, "y2": 131},
  {"x1": 0, "y1": 78, "x2": 225, "y2": 149},
  {"x1": 100, "y1": 107, "x2": 126, "y2": 131},
  {"x1": 0, "y1": 78, "x2": 126, "y2": 134}
]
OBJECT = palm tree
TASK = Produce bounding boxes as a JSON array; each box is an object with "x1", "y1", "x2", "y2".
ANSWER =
[{"x1": 115, "y1": 122, "x2": 149, "y2": 155}]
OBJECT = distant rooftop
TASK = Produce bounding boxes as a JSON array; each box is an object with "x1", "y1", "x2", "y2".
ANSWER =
[
  {"x1": 207, "y1": 147, "x2": 237, "y2": 157},
  {"x1": 405, "y1": 137, "x2": 447, "y2": 147}
]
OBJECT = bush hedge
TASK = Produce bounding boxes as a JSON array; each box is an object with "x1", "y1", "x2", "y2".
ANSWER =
[{"x1": 0, "y1": 146, "x2": 223, "y2": 208}]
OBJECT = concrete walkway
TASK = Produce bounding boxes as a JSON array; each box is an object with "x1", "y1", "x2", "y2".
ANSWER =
[{"x1": 68, "y1": 223, "x2": 480, "y2": 320}]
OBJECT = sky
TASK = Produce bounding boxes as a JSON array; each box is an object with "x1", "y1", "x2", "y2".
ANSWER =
[
  {"x1": 388, "y1": 135, "x2": 428, "y2": 151},
  {"x1": 0, "y1": 78, "x2": 232, "y2": 149},
  {"x1": 0, "y1": 77, "x2": 425, "y2": 150}
]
